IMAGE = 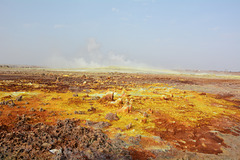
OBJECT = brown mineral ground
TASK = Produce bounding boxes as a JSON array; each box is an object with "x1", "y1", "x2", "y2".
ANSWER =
[{"x1": 0, "y1": 67, "x2": 240, "y2": 159}]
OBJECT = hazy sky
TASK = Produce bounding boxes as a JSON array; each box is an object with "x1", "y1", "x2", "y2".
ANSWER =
[{"x1": 0, "y1": 0, "x2": 240, "y2": 71}]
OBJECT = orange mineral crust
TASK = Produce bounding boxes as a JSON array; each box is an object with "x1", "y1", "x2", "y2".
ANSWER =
[{"x1": 0, "y1": 68, "x2": 240, "y2": 159}]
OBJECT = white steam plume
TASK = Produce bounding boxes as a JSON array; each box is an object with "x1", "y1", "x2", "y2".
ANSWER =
[{"x1": 45, "y1": 38, "x2": 147, "y2": 68}]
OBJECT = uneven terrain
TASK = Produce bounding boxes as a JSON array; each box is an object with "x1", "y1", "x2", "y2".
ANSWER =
[{"x1": 0, "y1": 67, "x2": 240, "y2": 160}]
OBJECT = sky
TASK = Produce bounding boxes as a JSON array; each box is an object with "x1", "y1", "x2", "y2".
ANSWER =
[{"x1": 0, "y1": 0, "x2": 240, "y2": 71}]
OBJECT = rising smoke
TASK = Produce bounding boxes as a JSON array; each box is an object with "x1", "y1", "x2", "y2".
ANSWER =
[{"x1": 45, "y1": 38, "x2": 147, "y2": 69}]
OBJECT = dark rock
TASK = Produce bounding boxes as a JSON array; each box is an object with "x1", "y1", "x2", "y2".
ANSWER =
[
  {"x1": 0, "y1": 119, "x2": 131, "y2": 160},
  {"x1": 39, "y1": 108, "x2": 44, "y2": 112},
  {"x1": 30, "y1": 108, "x2": 35, "y2": 112},
  {"x1": 6, "y1": 100, "x2": 15, "y2": 107},
  {"x1": 8, "y1": 102, "x2": 15, "y2": 107},
  {"x1": 105, "y1": 113, "x2": 119, "y2": 121},
  {"x1": 16, "y1": 95, "x2": 23, "y2": 101},
  {"x1": 88, "y1": 106, "x2": 96, "y2": 112},
  {"x1": 0, "y1": 101, "x2": 6, "y2": 105},
  {"x1": 73, "y1": 94, "x2": 78, "y2": 97}
]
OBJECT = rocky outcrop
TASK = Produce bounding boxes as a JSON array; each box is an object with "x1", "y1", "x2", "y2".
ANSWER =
[{"x1": 0, "y1": 117, "x2": 131, "y2": 160}]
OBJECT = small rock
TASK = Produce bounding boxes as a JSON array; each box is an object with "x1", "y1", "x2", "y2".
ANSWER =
[
  {"x1": 79, "y1": 111, "x2": 85, "y2": 114},
  {"x1": 101, "y1": 92, "x2": 114, "y2": 101},
  {"x1": 116, "y1": 127, "x2": 123, "y2": 132},
  {"x1": 163, "y1": 96, "x2": 170, "y2": 100},
  {"x1": 128, "y1": 137, "x2": 135, "y2": 143},
  {"x1": 25, "y1": 102, "x2": 29, "y2": 105},
  {"x1": 136, "y1": 134, "x2": 141, "y2": 140},
  {"x1": 30, "y1": 108, "x2": 35, "y2": 112},
  {"x1": 84, "y1": 149, "x2": 94, "y2": 159},
  {"x1": 85, "y1": 120, "x2": 95, "y2": 126},
  {"x1": 74, "y1": 111, "x2": 85, "y2": 114},
  {"x1": 88, "y1": 106, "x2": 96, "y2": 112},
  {"x1": 25, "y1": 145, "x2": 33, "y2": 152},
  {"x1": 142, "y1": 119, "x2": 147, "y2": 123},
  {"x1": 16, "y1": 95, "x2": 23, "y2": 101},
  {"x1": 16, "y1": 106, "x2": 21, "y2": 109},
  {"x1": 147, "y1": 108, "x2": 153, "y2": 114},
  {"x1": 143, "y1": 112, "x2": 148, "y2": 117},
  {"x1": 105, "y1": 113, "x2": 119, "y2": 121},
  {"x1": 115, "y1": 133, "x2": 122, "y2": 139},
  {"x1": 73, "y1": 94, "x2": 78, "y2": 97},
  {"x1": 91, "y1": 96, "x2": 100, "y2": 100},
  {"x1": 93, "y1": 121, "x2": 111, "y2": 129},
  {"x1": 74, "y1": 111, "x2": 78, "y2": 114},
  {"x1": 49, "y1": 148, "x2": 62, "y2": 154},
  {"x1": 113, "y1": 98, "x2": 123, "y2": 105},
  {"x1": 81, "y1": 74, "x2": 87, "y2": 79},
  {"x1": 84, "y1": 89, "x2": 91, "y2": 93},
  {"x1": 42, "y1": 143, "x2": 51, "y2": 148},
  {"x1": 85, "y1": 120, "x2": 111, "y2": 129},
  {"x1": 6, "y1": 100, "x2": 15, "y2": 107},
  {"x1": 117, "y1": 100, "x2": 133, "y2": 113},
  {"x1": 8, "y1": 102, "x2": 15, "y2": 107},
  {"x1": 39, "y1": 108, "x2": 44, "y2": 112},
  {"x1": 126, "y1": 123, "x2": 132, "y2": 130},
  {"x1": 1, "y1": 101, "x2": 6, "y2": 105},
  {"x1": 129, "y1": 135, "x2": 141, "y2": 145}
]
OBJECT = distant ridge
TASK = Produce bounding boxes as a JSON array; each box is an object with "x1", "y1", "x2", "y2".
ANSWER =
[{"x1": 0, "y1": 64, "x2": 44, "y2": 68}]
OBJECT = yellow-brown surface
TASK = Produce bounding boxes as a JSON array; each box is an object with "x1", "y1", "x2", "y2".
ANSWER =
[{"x1": 1, "y1": 68, "x2": 240, "y2": 159}]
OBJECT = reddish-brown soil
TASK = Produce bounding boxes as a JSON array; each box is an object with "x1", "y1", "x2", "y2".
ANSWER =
[{"x1": 0, "y1": 68, "x2": 240, "y2": 159}]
